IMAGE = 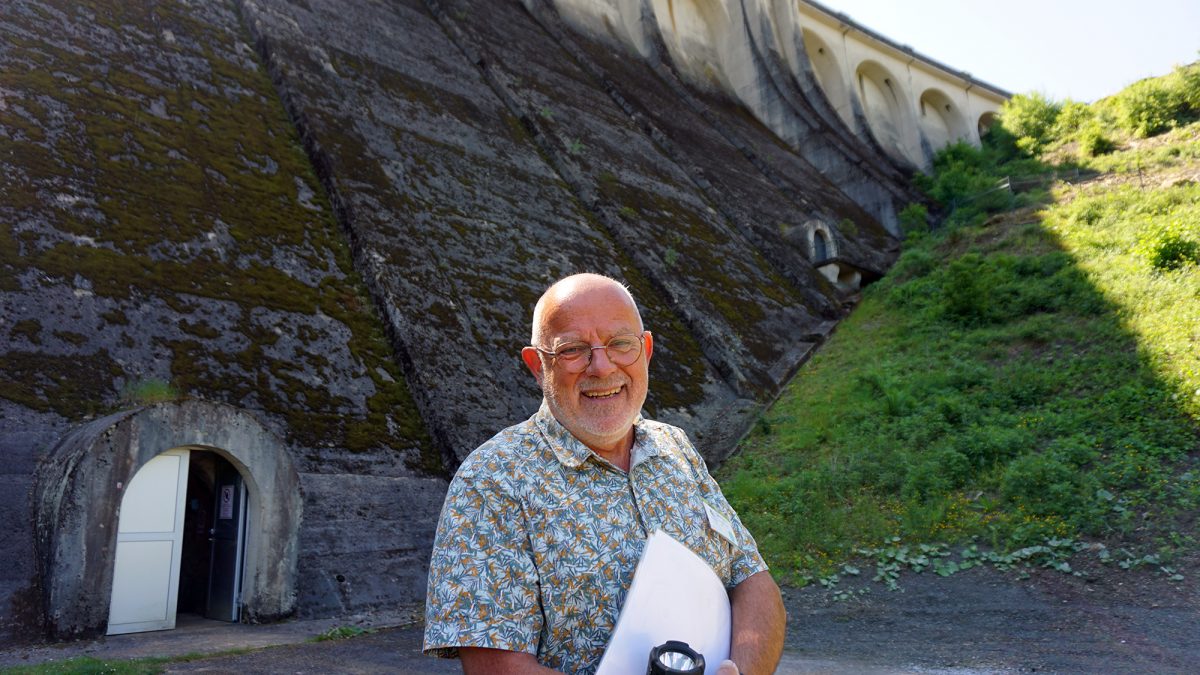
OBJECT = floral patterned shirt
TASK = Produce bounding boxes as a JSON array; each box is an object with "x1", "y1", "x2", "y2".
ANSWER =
[{"x1": 423, "y1": 402, "x2": 767, "y2": 674}]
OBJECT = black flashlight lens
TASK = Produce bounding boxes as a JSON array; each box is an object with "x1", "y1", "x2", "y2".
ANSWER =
[{"x1": 646, "y1": 640, "x2": 705, "y2": 675}]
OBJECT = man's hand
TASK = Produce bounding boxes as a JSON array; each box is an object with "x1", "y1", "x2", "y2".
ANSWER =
[
  {"x1": 717, "y1": 658, "x2": 740, "y2": 674},
  {"x1": 727, "y1": 570, "x2": 786, "y2": 674}
]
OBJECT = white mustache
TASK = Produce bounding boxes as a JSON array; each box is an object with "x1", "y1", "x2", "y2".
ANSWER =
[{"x1": 578, "y1": 376, "x2": 629, "y2": 394}]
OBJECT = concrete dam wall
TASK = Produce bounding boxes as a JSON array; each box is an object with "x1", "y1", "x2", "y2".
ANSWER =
[{"x1": 0, "y1": 0, "x2": 997, "y2": 641}]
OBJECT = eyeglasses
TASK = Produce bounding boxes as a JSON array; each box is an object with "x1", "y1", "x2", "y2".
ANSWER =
[{"x1": 534, "y1": 333, "x2": 646, "y2": 373}]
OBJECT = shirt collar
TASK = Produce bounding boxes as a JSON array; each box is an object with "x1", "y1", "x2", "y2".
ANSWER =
[{"x1": 534, "y1": 401, "x2": 660, "y2": 470}]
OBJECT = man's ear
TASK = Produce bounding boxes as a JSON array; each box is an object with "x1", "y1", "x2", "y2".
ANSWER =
[
  {"x1": 643, "y1": 331, "x2": 654, "y2": 363},
  {"x1": 521, "y1": 346, "x2": 544, "y2": 385}
]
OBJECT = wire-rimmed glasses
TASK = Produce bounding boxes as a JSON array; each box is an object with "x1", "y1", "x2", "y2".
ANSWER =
[{"x1": 534, "y1": 333, "x2": 646, "y2": 373}]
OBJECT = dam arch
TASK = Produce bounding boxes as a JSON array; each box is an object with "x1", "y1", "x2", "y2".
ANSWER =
[
  {"x1": 802, "y1": 28, "x2": 853, "y2": 127},
  {"x1": 978, "y1": 110, "x2": 999, "y2": 137},
  {"x1": 855, "y1": 59, "x2": 918, "y2": 164},
  {"x1": 919, "y1": 87, "x2": 971, "y2": 149},
  {"x1": 652, "y1": 0, "x2": 735, "y2": 90}
]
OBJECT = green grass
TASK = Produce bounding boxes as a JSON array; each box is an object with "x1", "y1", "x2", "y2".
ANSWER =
[
  {"x1": 0, "y1": 656, "x2": 164, "y2": 674},
  {"x1": 0, "y1": 648, "x2": 261, "y2": 674},
  {"x1": 720, "y1": 76, "x2": 1200, "y2": 584}
]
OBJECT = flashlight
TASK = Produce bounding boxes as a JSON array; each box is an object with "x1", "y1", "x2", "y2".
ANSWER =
[{"x1": 646, "y1": 640, "x2": 706, "y2": 675}]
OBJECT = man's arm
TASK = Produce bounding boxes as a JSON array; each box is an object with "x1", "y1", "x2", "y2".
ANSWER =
[
  {"x1": 726, "y1": 570, "x2": 786, "y2": 675},
  {"x1": 460, "y1": 647, "x2": 561, "y2": 675}
]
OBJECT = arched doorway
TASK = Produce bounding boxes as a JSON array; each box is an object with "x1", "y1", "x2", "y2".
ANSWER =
[
  {"x1": 35, "y1": 400, "x2": 301, "y2": 639},
  {"x1": 813, "y1": 229, "x2": 829, "y2": 261},
  {"x1": 180, "y1": 450, "x2": 248, "y2": 624},
  {"x1": 106, "y1": 448, "x2": 252, "y2": 635}
]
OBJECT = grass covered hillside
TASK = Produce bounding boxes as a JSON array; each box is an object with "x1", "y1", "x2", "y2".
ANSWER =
[{"x1": 720, "y1": 63, "x2": 1200, "y2": 586}]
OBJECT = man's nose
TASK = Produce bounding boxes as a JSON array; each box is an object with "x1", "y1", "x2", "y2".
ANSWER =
[{"x1": 586, "y1": 345, "x2": 617, "y2": 375}]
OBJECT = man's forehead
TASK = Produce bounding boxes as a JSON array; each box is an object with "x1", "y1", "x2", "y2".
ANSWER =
[
  {"x1": 544, "y1": 299, "x2": 640, "y2": 334},
  {"x1": 541, "y1": 285, "x2": 640, "y2": 333}
]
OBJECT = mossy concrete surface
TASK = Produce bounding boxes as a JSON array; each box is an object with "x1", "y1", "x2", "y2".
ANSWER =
[
  {"x1": 1, "y1": 0, "x2": 905, "y2": 643},
  {"x1": 237, "y1": 0, "x2": 741, "y2": 460},
  {"x1": 0, "y1": 0, "x2": 440, "y2": 641}
]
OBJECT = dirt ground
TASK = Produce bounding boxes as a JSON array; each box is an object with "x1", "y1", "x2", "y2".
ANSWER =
[
  {"x1": 779, "y1": 559, "x2": 1200, "y2": 674},
  {"x1": 4, "y1": 559, "x2": 1194, "y2": 674}
]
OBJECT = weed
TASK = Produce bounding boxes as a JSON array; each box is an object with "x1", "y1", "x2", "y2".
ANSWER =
[
  {"x1": 120, "y1": 378, "x2": 179, "y2": 406},
  {"x1": 313, "y1": 625, "x2": 376, "y2": 642}
]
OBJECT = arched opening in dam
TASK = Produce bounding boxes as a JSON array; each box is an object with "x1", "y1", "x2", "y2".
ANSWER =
[
  {"x1": 855, "y1": 59, "x2": 918, "y2": 164},
  {"x1": 919, "y1": 87, "x2": 971, "y2": 148},
  {"x1": 802, "y1": 28, "x2": 853, "y2": 127},
  {"x1": 978, "y1": 111, "x2": 999, "y2": 138}
]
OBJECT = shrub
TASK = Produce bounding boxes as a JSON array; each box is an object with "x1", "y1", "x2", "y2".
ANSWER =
[
  {"x1": 1113, "y1": 78, "x2": 1183, "y2": 137},
  {"x1": 887, "y1": 247, "x2": 937, "y2": 282},
  {"x1": 1001, "y1": 451, "x2": 1093, "y2": 519},
  {"x1": 1176, "y1": 62, "x2": 1200, "y2": 113},
  {"x1": 939, "y1": 253, "x2": 992, "y2": 324},
  {"x1": 903, "y1": 447, "x2": 971, "y2": 502},
  {"x1": 998, "y1": 92, "x2": 1061, "y2": 154},
  {"x1": 898, "y1": 202, "x2": 929, "y2": 236},
  {"x1": 915, "y1": 142, "x2": 1017, "y2": 227},
  {"x1": 953, "y1": 424, "x2": 1034, "y2": 468},
  {"x1": 856, "y1": 371, "x2": 916, "y2": 417},
  {"x1": 980, "y1": 122, "x2": 1022, "y2": 163},
  {"x1": 1052, "y1": 99, "x2": 1094, "y2": 138},
  {"x1": 1136, "y1": 217, "x2": 1200, "y2": 271},
  {"x1": 1147, "y1": 232, "x2": 1200, "y2": 270},
  {"x1": 1107, "y1": 63, "x2": 1200, "y2": 139},
  {"x1": 1077, "y1": 121, "x2": 1115, "y2": 157}
]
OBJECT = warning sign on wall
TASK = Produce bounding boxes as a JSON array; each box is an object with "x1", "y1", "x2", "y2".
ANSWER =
[{"x1": 219, "y1": 485, "x2": 234, "y2": 520}]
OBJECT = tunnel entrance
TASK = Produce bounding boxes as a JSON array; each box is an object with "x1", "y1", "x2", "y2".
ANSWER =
[
  {"x1": 178, "y1": 451, "x2": 249, "y2": 623},
  {"x1": 106, "y1": 448, "x2": 250, "y2": 635},
  {"x1": 37, "y1": 400, "x2": 302, "y2": 639}
]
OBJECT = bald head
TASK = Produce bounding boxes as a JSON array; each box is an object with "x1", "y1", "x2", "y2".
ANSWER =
[{"x1": 530, "y1": 273, "x2": 641, "y2": 347}]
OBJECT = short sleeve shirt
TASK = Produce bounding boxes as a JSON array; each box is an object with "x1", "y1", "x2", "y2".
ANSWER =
[{"x1": 422, "y1": 403, "x2": 767, "y2": 674}]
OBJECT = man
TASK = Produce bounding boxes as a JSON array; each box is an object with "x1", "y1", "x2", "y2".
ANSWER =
[{"x1": 424, "y1": 273, "x2": 786, "y2": 674}]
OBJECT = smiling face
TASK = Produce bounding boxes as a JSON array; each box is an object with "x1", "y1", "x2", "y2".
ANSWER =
[{"x1": 521, "y1": 275, "x2": 653, "y2": 459}]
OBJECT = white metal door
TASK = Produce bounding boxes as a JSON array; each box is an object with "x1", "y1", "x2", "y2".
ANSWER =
[{"x1": 107, "y1": 449, "x2": 190, "y2": 635}]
